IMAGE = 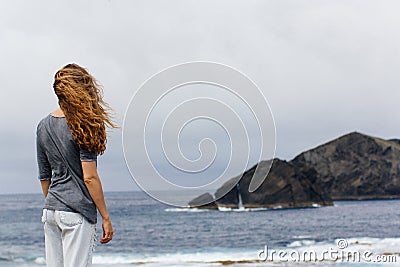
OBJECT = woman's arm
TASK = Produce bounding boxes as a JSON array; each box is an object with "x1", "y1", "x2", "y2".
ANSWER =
[
  {"x1": 36, "y1": 130, "x2": 52, "y2": 198},
  {"x1": 81, "y1": 161, "x2": 114, "y2": 244}
]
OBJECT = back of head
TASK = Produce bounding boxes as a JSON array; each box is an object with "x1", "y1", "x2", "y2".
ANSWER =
[{"x1": 53, "y1": 63, "x2": 116, "y2": 154}]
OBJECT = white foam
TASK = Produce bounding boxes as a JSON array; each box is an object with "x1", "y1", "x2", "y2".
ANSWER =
[
  {"x1": 286, "y1": 239, "x2": 318, "y2": 248},
  {"x1": 11, "y1": 238, "x2": 400, "y2": 266},
  {"x1": 90, "y1": 238, "x2": 399, "y2": 265},
  {"x1": 92, "y1": 249, "x2": 259, "y2": 265},
  {"x1": 218, "y1": 206, "x2": 270, "y2": 212},
  {"x1": 217, "y1": 206, "x2": 232, "y2": 211},
  {"x1": 34, "y1": 257, "x2": 46, "y2": 264},
  {"x1": 345, "y1": 237, "x2": 400, "y2": 253},
  {"x1": 282, "y1": 237, "x2": 400, "y2": 263},
  {"x1": 164, "y1": 207, "x2": 209, "y2": 212},
  {"x1": 166, "y1": 203, "x2": 323, "y2": 213},
  {"x1": 218, "y1": 206, "x2": 250, "y2": 212}
]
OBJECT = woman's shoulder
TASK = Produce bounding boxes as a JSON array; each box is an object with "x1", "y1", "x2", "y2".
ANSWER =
[
  {"x1": 37, "y1": 111, "x2": 65, "y2": 132},
  {"x1": 37, "y1": 114, "x2": 51, "y2": 128},
  {"x1": 36, "y1": 115, "x2": 52, "y2": 140}
]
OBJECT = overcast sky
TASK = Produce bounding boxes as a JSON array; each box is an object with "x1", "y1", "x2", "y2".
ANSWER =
[{"x1": 0, "y1": 0, "x2": 399, "y2": 195}]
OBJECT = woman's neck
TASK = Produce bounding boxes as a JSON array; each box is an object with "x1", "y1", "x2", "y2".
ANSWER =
[{"x1": 51, "y1": 108, "x2": 65, "y2": 117}]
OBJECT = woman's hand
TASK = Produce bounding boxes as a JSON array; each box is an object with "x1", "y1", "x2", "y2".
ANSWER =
[{"x1": 100, "y1": 217, "x2": 114, "y2": 244}]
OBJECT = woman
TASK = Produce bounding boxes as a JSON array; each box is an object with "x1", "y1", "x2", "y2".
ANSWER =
[{"x1": 36, "y1": 63, "x2": 117, "y2": 266}]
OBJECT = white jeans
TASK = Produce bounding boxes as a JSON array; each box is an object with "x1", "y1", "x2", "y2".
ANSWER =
[{"x1": 41, "y1": 209, "x2": 96, "y2": 267}]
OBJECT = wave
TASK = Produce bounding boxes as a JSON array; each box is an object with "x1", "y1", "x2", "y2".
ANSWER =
[
  {"x1": 285, "y1": 237, "x2": 400, "y2": 251},
  {"x1": 91, "y1": 237, "x2": 400, "y2": 265},
  {"x1": 2, "y1": 237, "x2": 399, "y2": 266},
  {"x1": 282, "y1": 237, "x2": 400, "y2": 264},
  {"x1": 92, "y1": 250, "x2": 259, "y2": 266},
  {"x1": 164, "y1": 206, "x2": 271, "y2": 212},
  {"x1": 218, "y1": 206, "x2": 270, "y2": 212},
  {"x1": 291, "y1": 235, "x2": 316, "y2": 239},
  {"x1": 165, "y1": 203, "x2": 326, "y2": 213},
  {"x1": 164, "y1": 207, "x2": 210, "y2": 212}
]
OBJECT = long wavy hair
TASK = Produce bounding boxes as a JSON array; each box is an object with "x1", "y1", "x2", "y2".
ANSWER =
[{"x1": 53, "y1": 63, "x2": 117, "y2": 155}]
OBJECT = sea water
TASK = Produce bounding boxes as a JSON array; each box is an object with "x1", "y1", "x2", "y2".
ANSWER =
[{"x1": 0, "y1": 191, "x2": 398, "y2": 266}]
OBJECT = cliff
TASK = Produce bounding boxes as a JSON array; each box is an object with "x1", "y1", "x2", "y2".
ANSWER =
[{"x1": 292, "y1": 131, "x2": 400, "y2": 200}]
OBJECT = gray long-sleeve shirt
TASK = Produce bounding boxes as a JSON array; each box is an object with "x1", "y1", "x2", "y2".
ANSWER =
[{"x1": 36, "y1": 114, "x2": 98, "y2": 224}]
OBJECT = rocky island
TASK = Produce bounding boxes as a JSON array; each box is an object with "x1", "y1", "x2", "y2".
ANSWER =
[{"x1": 188, "y1": 132, "x2": 400, "y2": 209}]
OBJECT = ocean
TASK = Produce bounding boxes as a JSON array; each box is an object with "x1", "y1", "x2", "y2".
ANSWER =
[{"x1": 0, "y1": 191, "x2": 398, "y2": 266}]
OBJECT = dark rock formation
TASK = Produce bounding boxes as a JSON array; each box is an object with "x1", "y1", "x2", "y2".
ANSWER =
[
  {"x1": 188, "y1": 193, "x2": 218, "y2": 209},
  {"x1": 214, "y1": 174, "x2": 241, "y2": 209},
  {"x1": 215, "y1": 159, "x2": 332, "y2": 209},
  {"x1": 188, "y1": 132, "x2": 400, "y2": 209},
  {"x1": 292, "y1": 131, "x2": 400, "y2": 200}
]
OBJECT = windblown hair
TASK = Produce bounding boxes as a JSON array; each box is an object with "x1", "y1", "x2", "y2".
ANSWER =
[{"x1": 53, "y1": 63, "x2": 117, "y2": 155}]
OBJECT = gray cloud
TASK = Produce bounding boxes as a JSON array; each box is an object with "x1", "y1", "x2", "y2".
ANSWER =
[{"x1": 0, "y1": 0, "x2": 399, "y2": 194}]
